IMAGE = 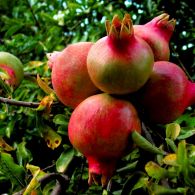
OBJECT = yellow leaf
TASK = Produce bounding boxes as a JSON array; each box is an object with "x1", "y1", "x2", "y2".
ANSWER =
[
  {"x1": 36, "y1": 94, "x2": 54, "y2": 113},
  {"x1": 37, "y1": 74, "x2": 55, "y2": 95},
  {"x1": 166, "y1": 123, "x2": 180, "y2": 140},
  {"x1": 162, "y1": 154, "x2": 177, "y2": 166},
  {"x1": 145, "y1": 161, "x2": 168, "y2": 180},
  {"x1": 23, "y1": 164, "x2": 46, "y2": 195},
  {"x1": 0, "y1": 137, "x2": 14, "y2": 151},
  {"x1": 41, "y1": 125, "x2": 62, "y2": 150},
  {"x1": 29, "y1": 61, "x2": 44, "y2": 67}
]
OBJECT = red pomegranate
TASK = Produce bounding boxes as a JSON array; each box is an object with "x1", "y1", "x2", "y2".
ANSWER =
[
  {"x1": 68, "y1": 93, "x2": 141, "y2": 186},
  {"x1": 137, "y1": 61, "x2": 195, "y2": 124},
  {"x1": 87, "y1": 14, "x2": 154, "y2": 94},
  {"x1": 0, "y1": 52, "x2": 24, "y2": 88},
  {"x1": 48, "y1": 42, "x2": 99, "y2": 108},
  {"x1": 134, "y1": 13, "x2": 176, "y2": 61}
]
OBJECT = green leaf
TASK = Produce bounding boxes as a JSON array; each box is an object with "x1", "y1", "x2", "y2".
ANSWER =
[
  {"x1": 116, "y1": 161, "x2": 138, "y2": 173},
  {"x1": 165, "y1": 138, "x2": 177, "y2": 152},
  {"x1": 53, "y1": 114, "x2": 69, "y2": 125},
  {"x1": 148, "y1": 183, "x2": 186, "y2": 195},
  {"x1": 4, "y1": 24, "x2": 24, "y2": 38},
  {"x1": 56, "y1": 149, "x2": 74, "y2": 173},
  {"x1": 0, "y1": 152, "x2": 25, "y2": 190},
  {"x1": 131, "y1": 131, "x2": 166, "y2": 155},
  {"x1": 177, "y1": 129, "x2": 195, "y2": 140},
  {"x1": 176, "y1": 140, "x2": 188, "y2": 173},
  {"x1": 176, "y1": 140, "x2": 195, "y2": 187},
  {"x1": 5, "y1": 119, "x2": 15, "y2": 138},
  {"x1": 121, "y1": 172, "x2": 146, "y2": 195},
  {"x1": 16, "y1": 141, "x2": 32, "y2": 166}
]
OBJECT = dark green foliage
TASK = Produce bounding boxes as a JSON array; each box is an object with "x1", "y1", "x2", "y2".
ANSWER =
[{"x1": 0, "y1": 0, "x2": 194, "y2": 194}]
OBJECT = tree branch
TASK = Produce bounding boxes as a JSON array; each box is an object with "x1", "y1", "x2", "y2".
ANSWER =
[
  {"x1": 25, "y1": 0, "x2": 41, "y2": 29},
  {"x1": 0, "y1": 96, "x2": 40, "y2": 108}
]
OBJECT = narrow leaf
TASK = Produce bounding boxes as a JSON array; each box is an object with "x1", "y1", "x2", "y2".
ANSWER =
[
  {"x1": 121, "y1": 172, "x2": 146, "y2": 195},
  {"x1": 131, "y1": 131, "x2": 166, "y2": 155},
  {"x1": 165, "y1": 138, "x2": 177, "y2": 152},
  {"x1": 56, "y1": 149, "x2": 74, "y2": 173},
  {"x1": 149, "y1": 183, "x2": 186, "y2": 194},
  {"x1": 16, "y1": 141, "x2": 32, "y2": 166},
  {"x1": 37, "y1": 74, "x2": 55, "y2": 95}
]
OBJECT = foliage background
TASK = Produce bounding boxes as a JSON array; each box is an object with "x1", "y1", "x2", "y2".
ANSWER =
[{"x1": 0, "y1": 0, "x2": 194, "y2": 194}]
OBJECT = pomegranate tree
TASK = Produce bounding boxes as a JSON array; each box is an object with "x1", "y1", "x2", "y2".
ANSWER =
[
  {"x1": 134, "y1": 13, "x2": 176, "y2": 61},
  {"x1": 87, "y1": 14, "x2": 154, "y2": 94},
  {"x1": 0, "y1": 52, "x2": 24, "y2": 88},
  {"x1": 137, "y1": 61, "x2": 195, "y2": 124},
  {"x1": 48, "y1": 42, "x2": 99, "y2": 108},
  {"x1": 68, "y1": 93, "x2": 141, "y2": 186}
]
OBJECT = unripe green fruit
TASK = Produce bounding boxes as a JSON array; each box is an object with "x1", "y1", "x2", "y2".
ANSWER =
[{"x1": 0, "y1": 52, "x2": 24, "y2": 88}]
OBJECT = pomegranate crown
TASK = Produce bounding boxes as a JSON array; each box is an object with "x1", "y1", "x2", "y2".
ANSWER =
[
  {"x1": 105, "y1": 14, "x2": 133, "y2": 40},
  {"x1": 149, "y1": 13, "x2": 176, "y2": 32}
]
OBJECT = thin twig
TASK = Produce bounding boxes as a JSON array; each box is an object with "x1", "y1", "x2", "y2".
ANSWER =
[
  {"x1": 0, "y1": 96, "x2": 39, "y2": 108},
  {"x1": 0, "y1": 96, "x2": 60, "y2": 108},
  {"x1": 0, "y1": 96, "x2": 61, "y2": 108},
  {"x1": 141, "y1": 122, "x2": 155, "y2": 145},
  {"x1": 25, "y1": 0, "x2": 41, "y2": 29},
  {"x1": 171, "y1": 45, "x2": 193, "y2": 81}
]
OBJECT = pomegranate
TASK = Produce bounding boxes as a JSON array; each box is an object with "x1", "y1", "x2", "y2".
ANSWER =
[
  {"x1": 49, "y1": 42, "x2": 99, "y2": 108},
  {"x1": 134, "y1": 13, "x2": 176, "y2": 61},
  {"x1": 137, "y1": 61, "x2": 195, "y2": 124},
  {"x1": 0, "y1": 52, "x2": 24, "y2": 88},
  {"x1": 87, "y1": 14, "x2": 154, "y2": 94},
  {"x1": 68, "y1": 93, "x2": 141, "y2": 186}
]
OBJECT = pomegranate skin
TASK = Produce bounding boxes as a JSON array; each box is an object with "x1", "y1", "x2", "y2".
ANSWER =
[
  {"x1": 68, "y1": 93, "x2": 141, "y2": 186},
  {"x1": 138, "y1": 61, "x2": 195, "y2": 124},
  {"x1": 134, "y1": 13, "x2": 176, "y2": 61},
  {"x1": 87, "y1": 14, "x2": 154, "y2": 94},
  {"x1": 50, "y1": 42, "x2": 99, "y2": 108}
]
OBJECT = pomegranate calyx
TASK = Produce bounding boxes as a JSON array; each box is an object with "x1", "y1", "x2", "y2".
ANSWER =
[
  {"x1": 106, "y1": 14, "x2": 133, "y2": 40},
  {"x1": 88, "y1": 172, "x2": 110, "y2": 187},
  {"x1": 155, "y1": 13, "x2": 176, "y2": 31},
  {"x1": 47, "y1": 51, "x2": 61, "y2": 69}
]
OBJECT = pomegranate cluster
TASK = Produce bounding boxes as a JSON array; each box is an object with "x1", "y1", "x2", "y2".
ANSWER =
[{"x1": 48, "y1": 13, "x2": 195, "y2": 187}]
